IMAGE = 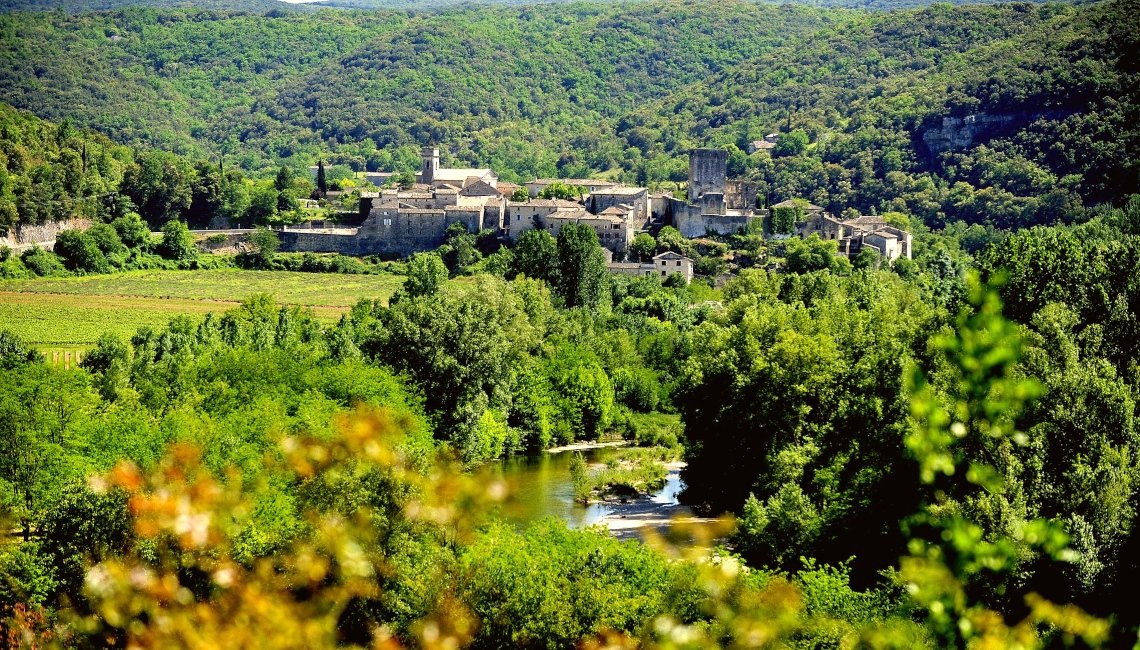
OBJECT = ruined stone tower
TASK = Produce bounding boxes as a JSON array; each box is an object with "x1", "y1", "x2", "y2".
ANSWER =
[
  {"x1": 688, "y1": 149, "x2": 727, "y2": 202},
  {"x1": 421, "y1": 147, "x2": 439, "y2": 185}
]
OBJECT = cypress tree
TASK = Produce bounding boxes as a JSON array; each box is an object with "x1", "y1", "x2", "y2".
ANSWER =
[{"x1": 316, "y1": 159, "x2": 327, "y2": 196}]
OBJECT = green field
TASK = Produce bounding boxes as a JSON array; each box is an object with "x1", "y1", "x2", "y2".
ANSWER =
[{"x1": 0, "y1": 269, "x2": 403, "y2": 347}]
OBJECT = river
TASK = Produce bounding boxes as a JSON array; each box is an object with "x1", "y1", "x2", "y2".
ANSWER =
[{"x1": 485, "y1": 446, "x2": 697, "y2": 539}]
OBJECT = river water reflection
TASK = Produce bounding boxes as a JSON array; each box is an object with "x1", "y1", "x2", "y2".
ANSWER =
[{"x1": 486, "y1": 446, "x2": 683, "y2": 529}]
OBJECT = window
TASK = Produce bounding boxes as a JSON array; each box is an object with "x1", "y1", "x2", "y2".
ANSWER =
[
  {"x1": 383, "y1": 218, "x2": 392, "y2": 226},
  {"x1": 676, "y1": 261, "x2": 681, "y2": 266},
  {"x1": 661, "y1": 261, "x2": 667, "y2": 266}
]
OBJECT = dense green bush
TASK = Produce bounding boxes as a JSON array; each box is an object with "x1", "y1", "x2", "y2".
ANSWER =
[
  {"x1": 19, "y1": 246, "x2": 66, "y2": 277},
  {"x1": 53, "y1": 229, "x2": 110, "y2": 273}
]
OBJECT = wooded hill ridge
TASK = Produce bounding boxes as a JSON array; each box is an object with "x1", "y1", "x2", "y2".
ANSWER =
[{"x1": 0, "y1": 0, "x2": 1135, "y2": 230}]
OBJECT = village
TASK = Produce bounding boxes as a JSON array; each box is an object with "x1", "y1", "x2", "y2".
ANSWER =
[{"x1": 279, "y1": 145, "x2": 913, "y2": 280}]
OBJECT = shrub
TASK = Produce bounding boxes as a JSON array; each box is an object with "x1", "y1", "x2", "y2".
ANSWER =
[
  {"x1": 54, "y1": 229, "x2": 111, "y2": 273},
  {"x1": 0, "y1": 254, "x2": 31, "y2": 279},
  {"x1": 20, "y1": 246, "x2": 67, "y2": 277},
  {"x1": 159, "y1": 219, "x2": 196, "y2": 261},
  {"x1": 612, "y1": 366, "x2": 660, "y2": 412},
  {"x1": 111, "y1": 213, "x2": 151, "y2": 249},
  {"x1": 86, "y1": 223, "x2": 127, "y2": 256}
]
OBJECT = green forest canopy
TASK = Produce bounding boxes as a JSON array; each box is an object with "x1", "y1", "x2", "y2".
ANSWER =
[{"x1": 0, "y1": 0, "x2": 1134, "y2": 229}]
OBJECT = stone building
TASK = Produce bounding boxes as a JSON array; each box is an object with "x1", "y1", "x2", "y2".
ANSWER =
[
  {"x1": 504, "y1": 199, "x2": 586, "y2": 239},
  {"x1": 417, "y1": 147, "x2": 497, "y2": 189},
  {"x1": 666, "y1": 149, "x2": 764, "y2": 237},
  {"x1": 280, "y1": 155, "x2": 506, "y2": 257},
  {"x1": 747, "y1": 132, "x2": 780, "y2": 154},
  {"x1": 608, "y1": 251, "x2": 694, "y2": 282},
  {"x1": 793, "y1": 212, "x2": 912, "y2": 262},
  {"x1": 588, "y1": 186, "x2": 649, "y2": 228},
  {"x1": 543, "y1": 211, "x2": 632, "y2": 256}
]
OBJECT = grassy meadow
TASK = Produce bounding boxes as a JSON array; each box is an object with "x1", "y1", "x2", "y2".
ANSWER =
[{"x1": 0, "y1": 268, "x2": 403, "y2": 348}]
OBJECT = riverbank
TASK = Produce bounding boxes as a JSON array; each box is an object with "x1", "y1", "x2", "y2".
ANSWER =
[
  {"x1": 544, "y1": 440, "x2": 629, "y2": 454},
  {"x1": 590, "y1": 462, "x2": 722, "y2": 541}
]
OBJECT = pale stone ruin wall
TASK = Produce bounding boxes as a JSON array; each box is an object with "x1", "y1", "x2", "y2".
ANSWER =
[
  {"x1": 1, "y1": 218, "x2": 93, "y2": 253},
  {"x1": 667, "y1": 197, "x2": 760, "y2": 237},
  {"x1": 688, "y1": 149, "x2": 727, "y2": 200},
  {"x1": 724, "y1": 180, "x2": 758, "y2": 211}
]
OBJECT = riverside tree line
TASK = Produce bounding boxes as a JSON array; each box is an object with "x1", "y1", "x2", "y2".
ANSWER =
[{"x1": 3, "y1": 197, "x2": 1140, "y2": 645}]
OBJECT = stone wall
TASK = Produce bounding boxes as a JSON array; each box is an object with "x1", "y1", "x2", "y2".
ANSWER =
[
  {"x1": 279, "y1": 203, "x2": 487, "y2": 258},
  {"x1": 669, "y1": 198, "x2": 759, "y2": 237},
  {"x1": 194, "y1": 230, "x2": 251, "y2": 254},
  {"x1": 688, "y1": 149, "x2": 727, "y2": 200},
  {"x1": 1, "y1": 218, "x2": 93, "y2": 253},
  {"x1": 279, "y1": 230, "x2": 364, "y2": 255},
  {"x1": 725, "y1": 180, "x2": 757, "y2": 211}
]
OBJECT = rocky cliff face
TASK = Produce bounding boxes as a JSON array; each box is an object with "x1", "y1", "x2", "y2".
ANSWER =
[
  {"x1": 0, "y1": 218, "x2": 92, "y2": 253},
  {"x1": 920, "y1": 112, "x2": 1023, "y2": 155}
]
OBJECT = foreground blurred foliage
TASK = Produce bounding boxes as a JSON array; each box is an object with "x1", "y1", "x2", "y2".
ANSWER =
[{"x1": 0, "y1": 278, "x2": 1117, "y2": 648}]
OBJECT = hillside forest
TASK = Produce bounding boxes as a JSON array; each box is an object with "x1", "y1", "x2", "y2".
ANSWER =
[
  {"x1": 1, "y1": 0, "x2": 1139, "y2": 647},
  {"x1": 0, "y1": 0, "x2": 1137, "y2": 233}
]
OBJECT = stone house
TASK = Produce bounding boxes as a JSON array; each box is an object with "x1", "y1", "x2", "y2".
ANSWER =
[
  {"x1": 793, "y1": 212, "x2": 912, "y2": 262},
  {"x1": 504, "y1": 199, "x2": 586, "y2": 239},
  {"x1": 540, "y1": 210, "x2": 633, "y2": 256},
  {"x1": 748, "y1": 140, "x2": 775, "y2": 154},
  {"x1": 588, "y1": 187, "x2": 649, "y2": 228},
  {"x1": 608, "y1": 251, "x2": 694, "y2": 282}
]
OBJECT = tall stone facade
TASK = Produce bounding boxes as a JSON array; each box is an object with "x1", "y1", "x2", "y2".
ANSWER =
[{"x1": 688, "y1": 149, "x2": 727, "y2": 201}]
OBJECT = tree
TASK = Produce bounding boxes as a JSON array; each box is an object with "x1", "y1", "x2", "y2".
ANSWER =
[
  {"x1": 556, "y1": 223, "x2": 610, "y2": 311},
  {"x1": 853, "y1": 246, "x2": 879, "y2": 270},
  {"x1": 774, "y1": 129, "x2": 809, "y2": 157},
  {"x1": 316, "y1": 160, "x2": 327, "y2": 196},
  {"x1": 512, "y1": 229, "x2": 558, "y2": 284},
  {"x1": 395, "y1": 171, "x2": 415, "y2": 190},
  {"x1": 403, "y1": 252, "x2": 448, "y2": 298},
  {"x1": 630, "y1": 232, "x2": 656, "y2": 262},
  {"x1": 186, "y1": 161, "x2": 223, "y2": 228},
  {"x1": 510, "y1": 186, "x2": 530, "y2": 202},
  {"x1": 220, "y1": 171, "x2": 251, "y2": 226},
  {"x1": 53, "y1": 229, "x2": 110, "y2": 273},
  {"x1": 356, "y1": 277, "x2": 537, "y2": 460},
  {"x1": 655, "y1": 226, "x2": 689, "y2": 256},
  {"x1": 771, "y1": 205, "x2": 802, "y2": 234},
  {"x1": 86, "y1": 222, "x2": 126, "y2": 257},
  {"x1": 120, "y1": 151, "x2": 194, "y2": 226},
  {"x1": 111, "y1": 213, "x2": 150, "y2": 249},
  {"x1": 537, "y1": 182, "x2": 584, "y2": 201},
  {"x1": 247, "y1": 227, "x2": 280, "y2": 268},
  {"x1": 274, "y1": 166, "x2": 295, "y2": 192},
  {"x1": 440, "y1": 222, "x2": 482, "y2": 275},
  {"x1": 0, "y1": 330, "x2": 41, "y2": 370},
  {"x1": 247, "y1": 185, "x2": 278, "y2": 226},
  {"x1": 159, "y1": 219, "x2": 196, "y2": 261},
  {"x1": 785, "y1": 234, "x2": 841, "y2": 274},
  {"x1": 36, "y1": 485, "x2": 134, "y2": 605}
]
